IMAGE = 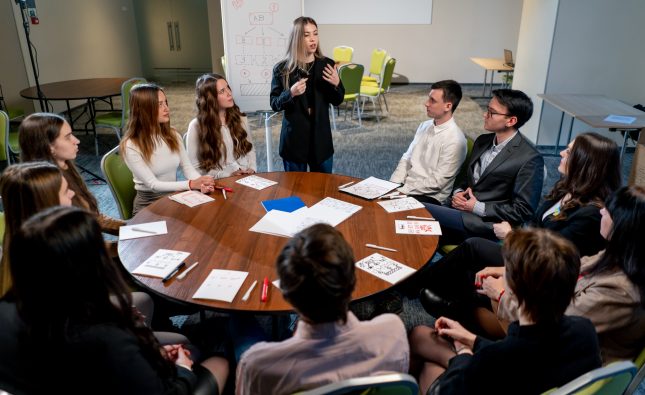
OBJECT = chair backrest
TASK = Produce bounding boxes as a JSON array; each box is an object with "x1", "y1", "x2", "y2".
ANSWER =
[
  {"x1": 0, "y1": 110, "x2": 8, "y2": 162},
  {"x1": 368, "y1": 48, "x2": 388, "y2": 76},
  {"x1": 294, "y1": 373, "x2": 418, "y2": 395},
  {"x1": 100, "y1": 145, "x2": 136, "y2": 220},
  {"x1": 333, "y1": 46, "x2": 354, "y2": 63},
  {"x1": 338, "y1": 63, "x2": 364, "y2": 97},
  {"x1": 452, "y1": 136, "x2": 475, "y2": 189},
  {"x1": 120, "y1": 77, "x2": 147, "y2": 128},
  {"x1": 544, "y1": 360, "x2": 637, "y2": 395},
  {"x1": 379, "y1": 57, "x2": 396, "y2": 92}
]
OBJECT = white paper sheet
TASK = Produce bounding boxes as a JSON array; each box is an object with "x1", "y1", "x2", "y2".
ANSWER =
[
  {"x1": 192, "y1": 269, "x2": 249, "y2": 302},
  {"x1": 339, "y1": 176, "x2": 400, "y2": 199},
  {"x1": 132, "y1": 249, "x2": 191, "y2": 279},
  {"x1": 169, "y1": 190, "x2": 215, "y2": 207},
  {"x1": 377, "y1": 197, "x2": 425, "y2": 213},
  {"x1": 395, "y1": 220, "x2": 442, "y2": 235},
  {"x1": 355, "y1": 253, "x2": 416, "y2": 284},
  {"x1": 236, "y1": 175, "x2": 278, "y2": 190},
  {"x1": 306, "y1": 197, "x2": 362, "y2": 226},
  {"x1": 119, "y1": 221, "x2": 168, "y2": 240},
  {"x1": 249, "y1": 209, "x2": 324, "y2": 238}
]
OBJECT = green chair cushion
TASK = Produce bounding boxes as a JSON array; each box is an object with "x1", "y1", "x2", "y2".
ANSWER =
[
  {"x1": 8, "y1": 130, "x2": 20, "y2": 153},
  {"x1": 7, "y1": 108, "x2": 24, "y2": 120},
  {"x1": 362, "y1": 76, "x2": 378, "y2": 83},
  {"x1": 95, "y1": 112, "x2": 122, "y2": 127},
  {"x1": 360, "y1": 85, "x2": 384, "y2": 96}
]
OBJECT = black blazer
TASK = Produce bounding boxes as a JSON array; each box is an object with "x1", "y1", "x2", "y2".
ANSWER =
[
  {"x1": 270, "y1": 57, "x2": 345, "y2": 164},
  {"x1": 530, "y1": 198, "x2": 605, "y2": 257},
  {"x1": 455, "y1": 132, "x2": 544, "y2": 236}
]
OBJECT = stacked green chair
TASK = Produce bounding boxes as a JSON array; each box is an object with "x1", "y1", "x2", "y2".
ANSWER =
[
  {"x1": 331, "y1": 63, "x2": 364, "y2": 130},
  {"x1": 361, "y1": 48, "x2": 388, "y2": 85},
  {"x1": 359, "y1": 57, "x2": 396, "y2": 121},
  {"x1": 94, "y1": 77, "x2": 147, "y2": 143},
  {"x1": 293, "y1": 373, "x2": 418, "y2": 395},
  {"x1": 332, "y1": 46, "x2": 354, "y2": 64},
  {"x1": 100, "y1": 145, "x2": 136, "y2": 220}
]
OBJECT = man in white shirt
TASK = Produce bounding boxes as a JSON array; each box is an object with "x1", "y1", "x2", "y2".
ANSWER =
[{"x1": 390, "y1": 80, "x2": 467, "y2": 205}]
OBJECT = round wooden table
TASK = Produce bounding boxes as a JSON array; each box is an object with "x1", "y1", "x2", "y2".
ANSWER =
[{"x1": 118, "y1": 172, "x2": 438, "y2": 313}]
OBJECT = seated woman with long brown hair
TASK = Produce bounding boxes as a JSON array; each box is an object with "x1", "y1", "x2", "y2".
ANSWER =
[
  {"x1": 0, "y1": 161, "x2": 75, "y2": 297},
  {"x1": 409, "y1": 228, "x2": 602, "y2": 395},
  {"x1": 0, "y1": 206, "x2": 229, "y2": 394},
  {"x1": 120, "y1": 83, "x2": 217, "y2": 215},
  {"x1": 186, "y1": 74, "x2": 256, "y2": 178},
  {"x1": 418, "y1": 132, "x2": 621, "y2": 323},
  {"x1": 484, "y1": 185, "x2": 645, "y2": 362},
  {"x1": 19, "y1": 113, "x2": 125, "y2": 234}
]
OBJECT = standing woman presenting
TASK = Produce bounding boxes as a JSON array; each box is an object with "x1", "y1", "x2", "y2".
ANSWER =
[{"x1": 270, "y1": 16, "x2": 344, "y2": 173}]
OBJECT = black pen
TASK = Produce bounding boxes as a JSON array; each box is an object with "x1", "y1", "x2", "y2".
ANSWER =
[{"x1": 162, "y1": 262, "x2": 186, "y2": 283}]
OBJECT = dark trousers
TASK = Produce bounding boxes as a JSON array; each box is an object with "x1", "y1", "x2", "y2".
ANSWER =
[{"x1": 283, "y1": 155, "x2": 333, "y2": 173}]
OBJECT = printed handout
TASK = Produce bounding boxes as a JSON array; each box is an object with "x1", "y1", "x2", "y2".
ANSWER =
[
  {"x1": 339, "y1": 176, "x2": 400, "y2": 200},
  {"x1": 355, "y1": 253, "x2": 416, "y2": 284},
  {"x1": 395, "y1": 220, "x2": 442, "y2": 235},
  {"x1": 377, "y1": 197, "x2": 425, "y2": 213},
  {"x1": 236, "y1": 175, "x2": 278, "y2": 190},
  {"x1": 119, "y1": 221, "x2": 168, "y2": 240},
  {"x1": 192, "y1": 269, "x2": 249, "y2": 303},
  {"x1": 169, "y1": 190, "x2": 215, "y2": 207},
  {"x1": 132, "y1": 249, "x2": 191, "y2": 279}
]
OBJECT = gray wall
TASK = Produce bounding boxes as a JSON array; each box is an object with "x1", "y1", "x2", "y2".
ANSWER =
[
  {"x1": 537, "y1": 0, "x2": 645, "y2": 147},
  {"x1": 7, "y1": 0, "x2": 143, "y2": 113}
]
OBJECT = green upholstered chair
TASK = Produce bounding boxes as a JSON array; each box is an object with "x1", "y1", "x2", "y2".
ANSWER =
[
  {"x1": 94, "y1": 77, "x2": 147, "y2": 142},
  {"x1": 361, "y1": 48, "x2": 388, "y2": 85},
  {"x1": 100, "y1": 145, "x2": 136, "y2": 220},
  {"x1": 332, "y1": 45, "x2": 354, "y2": 64},
  {"x1": 624, "y1": 346, "x2": 645, "y2": 394},
  {"x1": 439, "y1": 136, "x2": 474, "y2": 255},
  {"x1": 359, "y1": 57, "x2": 396, "y2": 122},
  {"x1": 542, "y1": 361, "x2": 636, "y2": 395},
  {"x1": 331, "y1": 63, "x2": 364, "y2": 130},
  {"x1": 0, "y1": 110, "x2": 8, "y2": 164},
  {"x1": 0, "y1": 211, "x2": 5, "y2": 242},
  {"x1": 293, "y1": 373, "x2": 418, "y2": 395}
]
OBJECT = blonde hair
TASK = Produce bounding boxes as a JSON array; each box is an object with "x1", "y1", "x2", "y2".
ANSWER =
[{"x1": 282, "y1": 16, "x2": 323, "y2": 87}]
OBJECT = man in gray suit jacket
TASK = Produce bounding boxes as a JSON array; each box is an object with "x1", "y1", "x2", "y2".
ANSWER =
[{"x1": 426, "y1": 89, "x2": 544, "y2": 243}]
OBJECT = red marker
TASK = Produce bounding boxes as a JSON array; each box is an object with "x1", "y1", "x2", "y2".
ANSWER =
[
  {"x1": 216, "y1": 186, "x2": 234, "y2": 193},
  {"x1": 261, "y1": 277, "x2": 269, "y2": 302}
]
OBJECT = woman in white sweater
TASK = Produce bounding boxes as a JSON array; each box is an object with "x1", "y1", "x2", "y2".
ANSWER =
[
  {"x1": 120, "y1": 83, "x2": 216, "y2": 215},
  {"x1": 185, "y1": 74, "x2": 256, "y2": 179}
]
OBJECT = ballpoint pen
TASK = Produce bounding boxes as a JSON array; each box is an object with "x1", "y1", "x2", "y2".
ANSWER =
[
  {"x1": 162, "y1": 261, "x2": 186, "y2": 283},
  {"x1": 131, "y1": 227, "x2": 157, "y2": 234},
  {"x1": 261, "y1": 277, "x2": 269, "y2": 302},
  {"x1": 177, "y1": 261, "x2": 199, "y2": 280},
  {"x1": 365, "y1": 243, "x2": 398, "y2": 252},
  {"x1": 242, "y1": 280, "x2": 258, "y2": 301}
]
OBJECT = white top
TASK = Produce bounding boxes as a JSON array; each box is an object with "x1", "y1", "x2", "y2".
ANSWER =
[
  {"x1": 236, "y1": 312, "x2": 409, "y2": 395},
  {"x1": 390, "y1": 117, "x2": 467, "y2": 204},
  {"x1": 185, "y1": 117, "x2": 257, "y2": 178},
  {"x1": 123, "y1": 132, "x2": 201, "y2": 192}
]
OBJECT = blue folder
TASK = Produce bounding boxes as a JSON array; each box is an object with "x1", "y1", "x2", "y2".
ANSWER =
[{"x1": 261, "y1": 196, "x2": 306, "y2": 213}]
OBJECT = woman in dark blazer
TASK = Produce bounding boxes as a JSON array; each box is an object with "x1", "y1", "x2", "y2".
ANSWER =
[
  {"x1": 419, "y1": 132, "x2": 621, "y2": 324},
  {"x1": 270, "y1": 16, "x2": 344, "y2": 173}
]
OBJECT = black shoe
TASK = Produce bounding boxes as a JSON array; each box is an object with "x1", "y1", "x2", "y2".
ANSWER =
[{"x1": 419, "y1": 288, "x2": 454, "y2": 319}]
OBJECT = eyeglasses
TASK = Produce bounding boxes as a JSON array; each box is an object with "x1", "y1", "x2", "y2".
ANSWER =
[{"x1": 485, "y1": 107, "x2": 511, "y2": 117}]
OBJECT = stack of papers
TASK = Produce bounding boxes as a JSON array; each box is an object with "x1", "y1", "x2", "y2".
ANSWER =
[
  {"x1": 377, "y1": 197, "x2": 425, "y2": 213},
  {"x1": 132, "y1": 249, "x2": 191, "y2": 279},
  {"x1": 339, "y1": 176, "x2": 400, "y2": 200},
  {"x1": 192, "y1": 269, "x2": 249, "y2": 302},
  {"x1": 395, "y1": 220, "x2": 442, "y2": 235},
  {"x1": 250, "y1": 197, "x2": 362, "y2": 238},
  {"x1": 169, "y1": 190, "x2": 215, "y2": 207},
  {"x1": 119, "y1": 221, "x2": 168, "y2": 240},
  {"x1": 236, "y1": 175, "x2": 278, "y2": 190},
  {"x1": 355, "y1": 253, "x2": 416, "y2": 284}
]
